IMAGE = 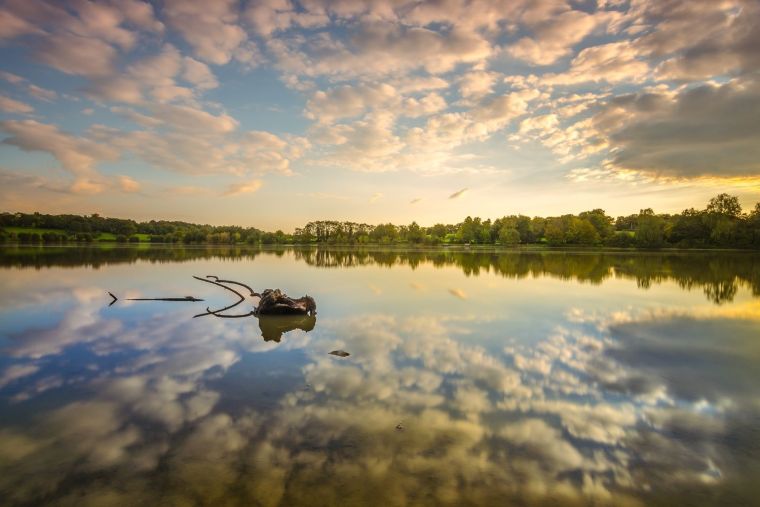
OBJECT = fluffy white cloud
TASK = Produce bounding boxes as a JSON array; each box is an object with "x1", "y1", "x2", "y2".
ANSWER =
[
  {"x1": 118, "y1": 175, "x2": 141, "y2": 193},
  {"x1": 508, "y1": 9, "x2": 611, "y2": 65},
  {"x1": 458, "y1": 71, "x2": 499, "y2": 101},
  {"x1": 544, "y1": 41, "x2": 650, "y2": 85},
  {"x1": 222, "y1": 179, "x2": 263, "y2": 196},
  {"x1": 163, "y1": 0, "x2": 247, "y2": 65},
  {"x1": 2, "y1": 0, "x2": 163, "y2": 80},
  {"x1": 35, "y1": 33, "x2": 118, "y2": 78},
  {"x1": 87, "y1": 44, "x2": 218, "y2": 104},
  {"x1": 305, "y1": 83, "x2": 446, "y2": 123},
  {"x1": 270, "y1": 22, "x2": 492, "y2": 80},
  {"x1": 183, "y1": 57, "x2": 219, "y2": 90},
  {"x1": 1, "y1": 120, "x2": 118, "y2": 193},
  {"x1": 244, "y1": 0, "x2": 329, "y2": 37},
  {"x1": 305, "y1": 83, "x2": 398, "y2": 122}
]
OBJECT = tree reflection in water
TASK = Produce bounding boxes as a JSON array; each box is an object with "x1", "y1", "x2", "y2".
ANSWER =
[{"x1": 2, "y1": 245, "x2": 757, "y2": 304}]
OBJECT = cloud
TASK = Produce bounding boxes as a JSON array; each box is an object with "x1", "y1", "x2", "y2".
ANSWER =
[
  {"x1": 593, "y1": 78, "x2": 760, "y2": 179},
  {"x1": 222, "y1": 179, "x2": 263, "y2": 196},
  {"x1": 0, "y1": 95, "x2": 33, "y2": 114},
  {"x1": 1, "y1": 119, "x2": 117, "y2": 193},
  {"x1": 86, "y1": 44, "x2": 216, "y2": 104},
  {"x1": 148, "y1": 103, "x2": 238, "y2": 133},
  {"x1": 0, "y1": 7, "x2": 43, "y2": 39},
  {"x1": 631, "y1": 0, "x2": 760, "y2": 80},
  {"x1": 27, "y1": 84, "x2": 57, "y2": 101},
  {"x1": 544, "y1": 41, "x2": 650, "y2": 85},
  {"x1": 458, "y1": 71, "x2": 499, "y2": 101},
  {"x1": 508, "y1": 9, "x2": 611, "y2": 65},
  {"x1": 110, "y1": 106, "x2": 162, "y2": 127},
  {"x1": 90, "y1": 115, "x2": 303, "y2": 177},
  {"x1": 163, "y1": 0, "x2": 247, "y2": 65},
  {"x1": 1, "y1": 0, "x2": 757, "y2": 213},
  {"x1": 1, "y1": 72, "x2": 58, "y2": 101},
  {"x1": 270, "y1": 22, "x2": 492, "y2": 80},
  {"x1": 244, "y1": 0, "x2": 329, "y2": 38},
  {"x1": 519, "y1": 113, "x2": 559, "y2": 136},
  {"x1": 449, "y1": 188, "x2": 468, "y2": 199},
  {"x1": 182, "y1": 57, "x2": 219, "y2": 90},
  {"x1": 311, "y1": 112, "x2": 405, "y2": 171},
  {"x1": 392, "y1": 75, "x2": 450, "y2": 94},
  {"x1": 305, "y1": 83, "x2": 398, "y2": 123},
  {"x1": 305, "y1": 83, "x2": 447, "y2": 124},
  {"x1": 34, "y1": 33, "x2": 118, "y2": 78},
  {"x1": 402, "y1": 92, "x2": 447, "y2": 117},
  {"x1": 0, "y1": 71, "x2": 24, "y2": 84},
  {"x1": 118, "y1": 175, "x2": 141, "y2": 193}
]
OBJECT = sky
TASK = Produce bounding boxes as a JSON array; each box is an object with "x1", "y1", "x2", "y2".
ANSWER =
[{"x1": 0, "y1": 0, "x2": 759, "y2": 231}]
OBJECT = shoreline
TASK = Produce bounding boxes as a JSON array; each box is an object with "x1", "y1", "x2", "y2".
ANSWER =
[{"x1": 1, "y1": 243, "x2": 758, "y2": 254}]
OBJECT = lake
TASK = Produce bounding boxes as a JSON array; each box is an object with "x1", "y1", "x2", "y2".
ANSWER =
[{"x1": 1, "y1": 246, "x2": 759, "y2": 506}]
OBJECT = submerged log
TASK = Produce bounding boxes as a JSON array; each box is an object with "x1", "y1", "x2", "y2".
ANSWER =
[{"x1": 254, "y1": 289, "x2": 316, "y2": 316}]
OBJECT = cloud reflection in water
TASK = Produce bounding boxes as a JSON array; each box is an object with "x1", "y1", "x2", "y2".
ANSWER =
[{"x1": 0, "y1": 253, "x2": 759, "y2": 505}]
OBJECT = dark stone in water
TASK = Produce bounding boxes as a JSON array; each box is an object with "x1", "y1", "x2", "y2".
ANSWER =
[{"x1": 329, "y1": 350, "x2": 350, "y2": 357}]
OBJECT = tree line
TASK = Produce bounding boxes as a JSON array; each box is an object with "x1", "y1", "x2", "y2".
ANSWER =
[
  {"x1": 2, "y1": 193, "x2": 760, "y2": 249},
  {"x1": 293, "y1": 194, "x2": 760, "y2": 249}
]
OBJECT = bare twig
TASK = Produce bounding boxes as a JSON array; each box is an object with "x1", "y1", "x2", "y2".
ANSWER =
[
  {"x1": 126, "y1": 296, "x2": 204, "y2": 301},
  {"x1": 192, "y1": 275, "x2": 245, "y2": 318},
  {"x1": 206, "y1": 275, "x2": 260, "y2": 297}
]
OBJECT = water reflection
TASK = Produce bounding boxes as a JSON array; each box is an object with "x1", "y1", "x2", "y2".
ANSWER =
[
  {"x1": 0, "y1": 248, "x2": 759, "y2": 506},
  {"x1": 2, "y1": 245, "x2": 758, "y2": 305},
  {"x1": 259, "y1": 315, "x2": 317, "y2": 342}
]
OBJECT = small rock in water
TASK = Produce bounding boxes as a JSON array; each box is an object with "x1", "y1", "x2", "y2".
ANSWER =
[{"x1": 329, "y1": 350, "x2": 350, "y2": 357}]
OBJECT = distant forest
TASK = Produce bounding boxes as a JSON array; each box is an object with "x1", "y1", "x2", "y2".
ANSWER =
[{"x1": 2, "y1": 193, "x2": 760, "y2": 249}]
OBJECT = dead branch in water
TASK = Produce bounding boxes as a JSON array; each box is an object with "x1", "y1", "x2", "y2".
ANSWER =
[
  {"x1": 205, "y1": 275, "x2": 259, "y2": 297},
  {"x1": 127, "y1": 296, "x2": 204, "y2": 301},
  {"x1": 109, "y1": 275, "x2": 315, "y2": 320},
  {"x1": 192, "y1": 275, "x2": 245, "y2": 318}
]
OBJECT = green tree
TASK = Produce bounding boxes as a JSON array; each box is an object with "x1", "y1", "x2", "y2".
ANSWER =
[
  {"x1": 706, "y1": 193, "x2": 741, "y2": 217},
  {"x1": 498, "y1": 226, "x2": 520, "y2": 245},
  {"x1": 406, "y1": 221, "x2": 424, "y2": 243},
  {"x1": 636, "y1": 213, "x2": 665, "y2": 247},
  {"x1": 567, "y1": 218, "x2": 600, "y2": 245},
  {"x1": 545, "y1": 218, "x2": 566, "y2": 245},
  {"x1": 670, "y1": 208, "x2": 708, "y2": 246},
  {"x1": 579, "y1": 209, "x2": 613, "y2": 239}
]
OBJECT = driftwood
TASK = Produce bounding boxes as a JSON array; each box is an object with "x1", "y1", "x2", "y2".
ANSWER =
[
  {"x1": 192, "y1": 276, "x2": 247, "y2": 318},
  {"x1": 254, "y1": 289, "x2": 317, "y2": 316},
  {"x1": 108, "y1": 292, "x2": 203, "y2": 307},
  {"x1": 109, "y1": 276, "x2": 316, "y2": 321}
]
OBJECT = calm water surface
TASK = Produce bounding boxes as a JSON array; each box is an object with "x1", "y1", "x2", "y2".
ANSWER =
[{"x1": 1, "y1": 246, "x2": 759, "y2": 506}]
